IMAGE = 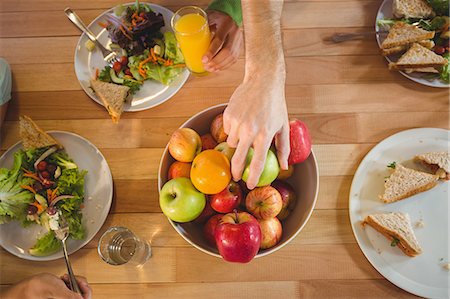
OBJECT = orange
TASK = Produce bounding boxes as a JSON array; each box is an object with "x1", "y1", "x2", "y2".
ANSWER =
[{"x1": 190, "y1": 150, "x2": 231, "y2": 194}]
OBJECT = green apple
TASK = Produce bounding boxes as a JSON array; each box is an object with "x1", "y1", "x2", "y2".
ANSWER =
[
  {"x1": 214, "y1": 142, "x2": 236, "y2": 162},
  {"x1": 160, "y1": 177, "x2": 206, "y2": 222},
  {"x1": 242, "y1": 148, "x2": 280, "y2": 187}
]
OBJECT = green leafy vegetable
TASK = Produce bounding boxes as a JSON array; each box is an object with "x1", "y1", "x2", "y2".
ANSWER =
[
  {"x1": 57, "y1": 169, "x2": 87, "y2": 197},
  {"x1": 164, "y1": 31, "x2": 184, "y2": 64},
  {"x1": 22, "y1": 147, "x2": 49, "y2": 170},
  {"x1": 391, "y1": 237, "x2": 400, "y2": 247},
  {"x1": 387, "y1": 162, "x2": 397, "y2": 169},
  {"x1": 418, "y1": 16, "x2": 448, "y2": 31},
  {"x1": 98, "y1": 66, "x2": 112, "y2": 83},
  {"x1": 145, "y1": 64, "x2": 184, "y2": 85},
  {"x1": 49, "y1": 151, "x2": 78, "y2": 170},
  {"x1": 0, "y1": 151, "x2": 34, "y2": 224},
  {"x1": 440, "y1": 53, "x2": 449, "y2": 83},
  {"x1": 426, "y1": 0, "x2": 449, "y2": 16},
  {"x1": 29, "y1": 231, "x2": 61, "y2": 256},
  {"x1": 123, "y1": 78, "x2": 142, "y2": 94}
]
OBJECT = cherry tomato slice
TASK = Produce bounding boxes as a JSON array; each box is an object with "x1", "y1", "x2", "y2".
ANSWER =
[
  {"x1": 434, "y1": 46, "x2": 445, "y2": 55},
  {"x1": 119, "y1": 55, "x2": 128, "y2": 66},
  {"x1": 113, "y1": 61, "x2": 122, "y2": 73}
]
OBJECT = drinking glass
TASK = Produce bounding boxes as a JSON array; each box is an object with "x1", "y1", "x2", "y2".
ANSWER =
[
  {"x1": 171, "y1": 6, "x2": 211, "y2": 76},
  {"x1": 98, "y1": 226, "x2": 151, "y2": 266}
]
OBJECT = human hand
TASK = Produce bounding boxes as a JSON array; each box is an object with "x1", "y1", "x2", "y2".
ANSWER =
[
  {"x1": 223, "y1": 72, "x2": 290, "y2": 190},
  {"x1": 1, "y1": 273, "x2": 92, "y2": 299},
  {"x1": 202, "y1": 10, "x2": 242, "y2": 72},
  {"x1": 61, "y1": 274, "x2": 92, "y2": 299}
]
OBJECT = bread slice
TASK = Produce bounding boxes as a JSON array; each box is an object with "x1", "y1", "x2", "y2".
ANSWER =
[
  {"x1": 415, "y1": 152, "x2": 450, "y2": 180},
  {"x1": 380, "y1": 164, "x2": 439, "y2": 203},
  {"x1": 19, "y1": 115, "x2": 62, "y2": 150},
  {"x1": 393, "y1": 0, "x2": 435, "y2": 19},
  {"x1": 363, "y1": 212, "x2": 422, "y2": 257},
  {"x1": 90, "y1": 80, "x2": 130, "y2": 124},
  {"x1": 382, "y1": 39, "x2": 435, "y2": 56},
  {"x1": 404, "y1": 67, "x2": 440, "y2": 73},
  {"x1": 381, "y1": 23, "x2": 435, "y2": 49},
  {"x1": 389, "y1": 43, "x2": 448, "y2": 70}
]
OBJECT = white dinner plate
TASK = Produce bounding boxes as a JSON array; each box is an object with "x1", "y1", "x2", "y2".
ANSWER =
[
  {"x1": 349, "y1": 128, "x2": 450, "y2": 299},
  {"x1": 375, "y1": 0, "x2": 449, "y2": 88},
  {"x1": 0, "y1": 131, "x2": 113, "y2": 261},
  {"x1": 74, "y1": 3, "x2": 190, "y2": 111}
]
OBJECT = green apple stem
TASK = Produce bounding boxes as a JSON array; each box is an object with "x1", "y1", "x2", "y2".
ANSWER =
[{"x1": 234, "y1": 209, "x2": 238, "y2": 224}]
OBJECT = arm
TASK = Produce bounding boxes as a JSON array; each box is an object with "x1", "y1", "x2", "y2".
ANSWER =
[{"x1": 223, "y1": 0, "x2": 289, "y2": 189}]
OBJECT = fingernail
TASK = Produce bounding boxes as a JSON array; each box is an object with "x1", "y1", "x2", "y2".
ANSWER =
[{"x1": 202, "y1": 56, "x2": 208, "y2": 63}]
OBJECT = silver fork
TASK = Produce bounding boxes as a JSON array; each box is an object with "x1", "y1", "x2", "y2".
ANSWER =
[
  {"x1": 64, "y1": 7, "x2": 118, "y2": 65},
  {"x1": 54, "y1": 213, "x2": 82, "y2": 295},
  {"x1": 327, "y1": 31, "x2": 387, "y2": 43}
]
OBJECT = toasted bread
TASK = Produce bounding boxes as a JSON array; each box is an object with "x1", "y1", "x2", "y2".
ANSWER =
[
  {"x1": 415, "y1": 152, "x2": 450, "y2": 180},
  {"x1": 404, "y1": 67, "x2": 440, "y2": 73},
  {"x1": 90, "y1": 80, "x2": 130, "y2": 124},
  {"x1": 393, "y1": 0, "x2": 435, "y2": 19},
  {"x1": 381, "y1": 39, "x2": 435, "y2": 56},
  {"x1": 363, "y1": 212, "x2": 422, "y2": 257},
  {"x1": 389, "y1": 43, "x2": 448, "y2": 70},
  {"x1": 381, "y1": 23, "x2": 435, "y2": 49},
  {"x1": 380, "y1": 164, "x2": 439, "y2": 203},
  {"x1": 19, "y1": 115, "x2": 61, "y2": 150}
]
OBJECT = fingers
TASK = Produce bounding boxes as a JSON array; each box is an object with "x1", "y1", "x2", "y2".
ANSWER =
[
  {"x1": 202, "y1": 21, "x2": 230, "y2": 65},
  {"x1": 61, "y1": 274, "x2": 91, "y2": 299},
  {"x1": 204, "y1": 28, "x2": 242, "y2": 72},
  {"x1": 246, "y1": 139, "x2": 271, "y2": 189},
  {"x1": 231, "y1": 137, "x2": 252, "y2": 181},
  {"x1": 275, "y1": 123, "x2": 290, "y2": 170}
]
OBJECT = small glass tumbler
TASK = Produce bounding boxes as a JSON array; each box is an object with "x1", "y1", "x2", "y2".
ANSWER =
[{"x1": 98, "y1": 226, "x2": 151, "y2": 266}]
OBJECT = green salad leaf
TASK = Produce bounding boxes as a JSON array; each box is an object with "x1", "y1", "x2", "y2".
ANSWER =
[
  {"x1": 57, "y1": 169, "x2": 87, "y2": 197},
  {"x1": 48, "y1": 151, "x2": 78, "y2": 170},
  {"x1": 426, "y1": 0, "x2": 449, "y2": 16},
  {"x1": 98, "y1": 66, "x2": 112, "y2": 83},
  {"x1": 440, "y1": 53, "x2": 450, "y2": 83},
  {"x1": 0, "y1": 151, "x2": 34, "y2": 224},
  {"x1": 29, "y1": 231, "x2": 61, "y2": 256},
  {"x1": 164, "y1": 31, "x2": 184, "y2": 64},
  {"x1": 418, "y1": 16, "x2": 448, "y2": 31}
]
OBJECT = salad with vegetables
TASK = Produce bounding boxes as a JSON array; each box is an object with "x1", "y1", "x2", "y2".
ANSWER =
[
  {"x1": 377, "y1": 0, "x2": 449, "y2": 83},
  {"x1": 95, "y1": 1, "x2": 185, "y2": 94},
  {"x1": 0, "y1": 146, "x2": 86, "y2": 256}
]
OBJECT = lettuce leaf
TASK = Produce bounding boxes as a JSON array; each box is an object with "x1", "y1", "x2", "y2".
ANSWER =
[
  {"x1": 0, "y1": 151, "x2": 34, "y2": 224},
  {"x1": 57, "y1": 169, "x2": 87, "y2": 197},
  {"x1": 164, "y1": 31, "x2": 184, "y2": 64},
  {"x1": 440, "y1": 53, "x2": 450, "y2": 83},
  {"x1": 29, "y1": 231, "x2": 61, "y2": 256},
  {"x1": 145, "y1": 64, "x2": 184, "y2": 85}
]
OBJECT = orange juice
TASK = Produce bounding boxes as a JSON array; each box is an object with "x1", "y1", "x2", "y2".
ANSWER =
[{"x1": 174, "y1": 13, "x2": 211, "y2": 74}]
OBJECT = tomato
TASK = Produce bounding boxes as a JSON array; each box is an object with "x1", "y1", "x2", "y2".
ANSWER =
[
  {"x1": 190, "y1": 150, "x2": 231, "y2": 194},
  {"x1": 37, "y1": 161, "x2": 47, "y2": 171},
  {"x1": 119, "y1": 55, "x2": 128, "y2": 66},
  {"x1": 124, "y1": 68, "x2": 132, "y2": 76},
  {"x1": 113, "y1": 61, "x2": 122, "y2": 73},
  {"x1": 434, "y1": 46, "x2": 446, "y2": 55}
]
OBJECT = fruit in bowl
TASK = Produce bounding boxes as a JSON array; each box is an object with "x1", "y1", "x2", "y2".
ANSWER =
[
  {"x1": 168, "y1": 128, "x2": 202, "y2": 163},
  {"x1": 242, "y1": 148, "x2": 280, "y2": 187},
  {"x1": 246, "y1": 186, "x2": 283, "y2": 220},
  {"x1": 158, "y1": 104, "x2": 319, "y2": 263}
]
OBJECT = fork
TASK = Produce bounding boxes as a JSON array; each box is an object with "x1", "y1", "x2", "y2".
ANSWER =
[
  {"x1": 54, "y1": 213, "x2": 82, "y2": 295},
  {"x1": 64, "y1": 7, "x2": 118, "y2": 66}
]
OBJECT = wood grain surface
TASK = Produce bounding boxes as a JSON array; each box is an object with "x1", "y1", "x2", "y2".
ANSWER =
[{"x1": 0, "y1": 0, "x2": 448, "y2": 298}]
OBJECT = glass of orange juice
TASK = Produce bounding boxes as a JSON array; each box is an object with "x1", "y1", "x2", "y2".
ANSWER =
[{"x1": 171, "y1": 6, "x2": 211, "y2": 76}]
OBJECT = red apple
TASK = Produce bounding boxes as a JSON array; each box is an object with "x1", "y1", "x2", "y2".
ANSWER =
[
  {"x1": 246, "y1": 186, "x2": 282, "y2": 220},
  {"x1": 203, "y1": 214, "x2": 223, "y2": 246},
  {"x1": 210, "y1": 181, "x2": 243, "y2": 213},
  {"x1": 168, "y1": 128, "x2": 202, "y2": 162},
  {"x1": 215, "y1": 211, "x2": 261, "y2": 263},
  {"x1": 258, "y1": 218, "x2": 282, "y2": 249},
  {"x1": 271, "y1": 180, "x2": 297, "y2": 220},
  {"x1": 288, "y1": 119, "x2": 312, "y2": 165},
  {"x1": 277, "y1": 165, "x2": 294, "y2": 180},
  {"x1": 201, "y1": 133, "x2": 218, "y2": 151},
  {"x1": 210, "y1": 114, "x2": 228, "y2": 143},
  {"x1": 194, "y1": 199, "x2": 216, "y2": 224},
  {"x1": 168, "y1": 161, "x2": 191, "y2": 180}
]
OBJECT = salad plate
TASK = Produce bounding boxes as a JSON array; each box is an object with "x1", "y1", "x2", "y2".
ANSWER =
[
  {"x1": 74, "y1": 3, "x2": 190, "y2": 111},
  {"x1": 349, "y1": 128, "x2": 450, "y2": 299},
  {"x1": 0, "y1": 131, "x2": 113, "y2": 261},
  {"x1": 375, "y1": 0, "x2": 449, "y2": 88}
]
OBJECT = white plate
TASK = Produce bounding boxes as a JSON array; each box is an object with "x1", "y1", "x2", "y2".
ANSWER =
[
  {"x1": 74, "y1": 3, "x2": 190, "y2": 111},
  {"x1": 0, "y1": 131, "x2": 113, "y2": 261},
  {"x1": 375, "y1": 0, "x2": 449, "y2": 88},
  {"x1": 349, "y1": 128, "x2": 450, "y2": 298}
]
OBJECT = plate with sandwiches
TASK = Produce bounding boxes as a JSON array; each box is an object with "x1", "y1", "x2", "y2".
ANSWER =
[
  {"x1": 0, "y1": 117, "x2": 113, "y2": 261},
  {"x1": 74, "y1": 3, "x2": 190, "y2": 122},
  {"x1": 349, "y1": 128, "x2": 449, "y2": 299},
  {"x1": 376, "y1": 0, "x2": 449, "y2": 88}
]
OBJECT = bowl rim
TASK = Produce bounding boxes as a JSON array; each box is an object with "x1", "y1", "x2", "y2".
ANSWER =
[{"x1": 157, "y1": 103, "x2": 320, "y2": 259}]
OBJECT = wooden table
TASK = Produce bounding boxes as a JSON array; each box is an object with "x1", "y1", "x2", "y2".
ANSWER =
[{"x1": 0, "y1": 0, "x2": 448, "y2": 298}]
